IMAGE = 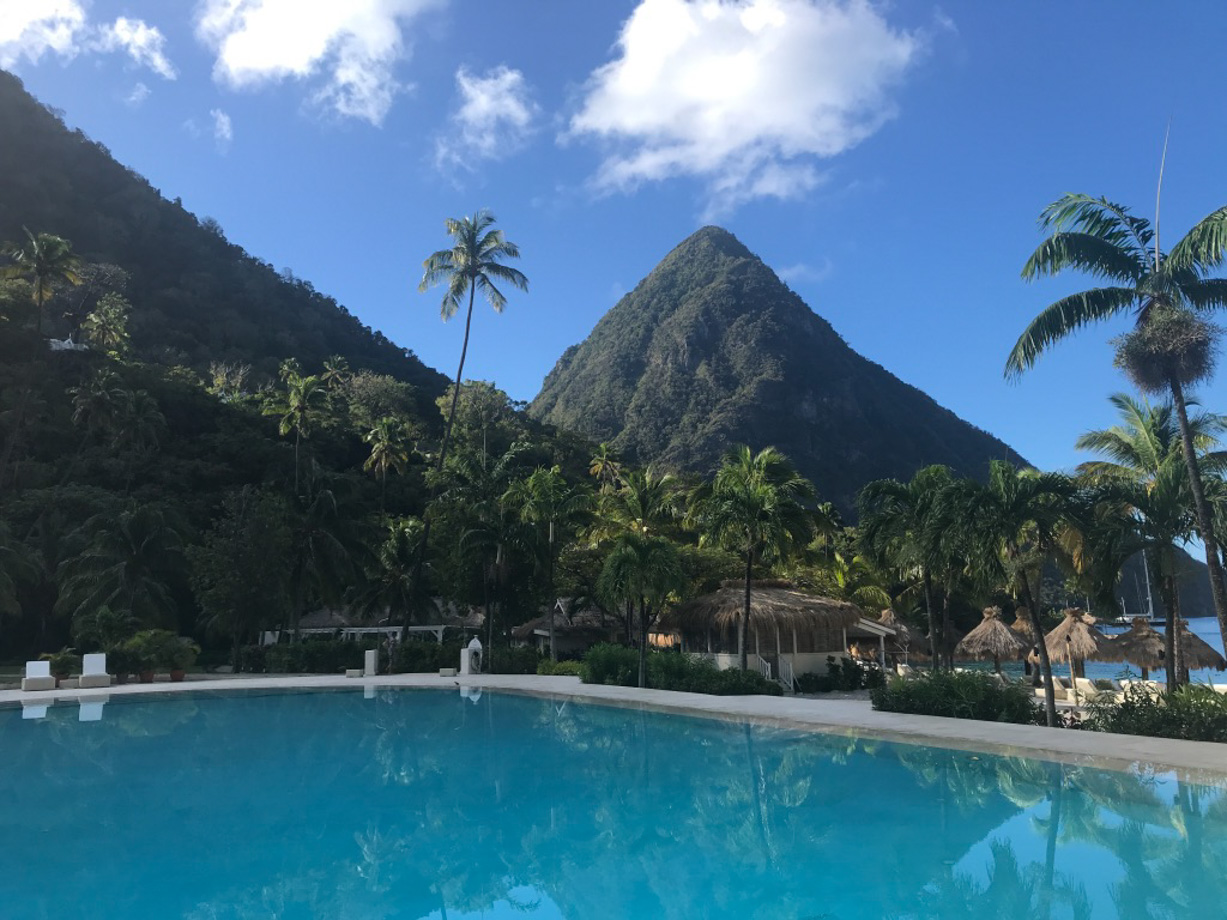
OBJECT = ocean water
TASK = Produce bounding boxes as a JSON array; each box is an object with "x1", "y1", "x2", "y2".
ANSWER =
[{"x1": 1, "y1": 689, "x2": 1224, "y2": 920}]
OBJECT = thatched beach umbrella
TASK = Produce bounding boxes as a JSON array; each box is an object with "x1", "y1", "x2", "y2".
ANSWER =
[
  {"x1": 661, "y1": 580, "x2": 863, "y2": 662},
  {"x1": 1176, "y1": 620, "x2": 1227, "y2": 672},
  {"x1": 1045, "y1": 608, "x2": 1109, "y2": 691},
  {"x1": 1101, "y1": 618, "x2": 1165, "y2": 679},
  {"x1": 955, "y1": 606, "x2": 1028, "y2": 675},
  {"x1": 1009, "y1": 607, "x2": 1037, "y2": 642},
  {"x1": 878, "y1": 609, "x2": 911, "y2": 658}
]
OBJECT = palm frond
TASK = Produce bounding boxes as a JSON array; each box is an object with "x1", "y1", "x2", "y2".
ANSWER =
[
  {"x1": 1165, "y1": 205, "x2": 1227, "y2": 276},
  {"x1": 1004, "y1": 286, "x2": 1138, "y2": 377},
  {"x1": 1038, "y1": 195, "x2": 1153, "y2": 263},
  {"x1": 1022, "y1": 232, "x2": 1146, "y2": 283},
  {"x1": 1180, "y1": 278, "x2": 1227, "y2": 311}
]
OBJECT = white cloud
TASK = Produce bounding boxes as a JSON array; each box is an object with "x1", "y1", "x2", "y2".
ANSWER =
[
  {"x1": 95, "y1": 16, "x2": 177, "y2": 79},
  {"x1": 568, "y1": 0, "x2": 927, "y2": 215},
  {"x1": 777, "y1": 257, "x2": 834, "y2": 284},
  {"x1": 125, "y1": 81, "x2": 151, "y2": 107},
  {"x1": 435, "y1": 65, "x2": 539, "y2": 170},
  {"x1": 211, "y1": 108, "x2": 233, "y2": 151},
  {"x1": 0, "y1": 0, "x2": 87, "y2": 68},
  {"x1": 0, "y1": 3, "x2": 177, "y2": 80},
  {"x1": 196, "y1": 0, "x2": 443, "y2": 125}
]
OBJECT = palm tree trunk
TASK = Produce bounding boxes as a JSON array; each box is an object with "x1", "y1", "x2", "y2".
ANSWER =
[
  {"x1": 1157, "y1": 565, "x2": 1177, "y2": 687},
  {"x1": 1169, "y1": 376, "x2": 1227, "y2": 653},
  {"x1": 1020, "y1": 571, "x2": 1058, "y2": 727},
  {"x1": 740, "y1": 550, "x2": 753, "y2": 671},
  {"x1": 638, "y1": 597, "x2": 648, "y2": 688},
  {"x1": 294, "y1": 427, "x2": 301, "y2": 497},
  {"x1": 547, "y1": 537, "x2": 556, "y2": 662},
  {"x1": 922, "y1": 569, "x2": 939, "y2": 670},
  {"x1": 940, "y1": 591, "x2": 953, "y2": 669}
]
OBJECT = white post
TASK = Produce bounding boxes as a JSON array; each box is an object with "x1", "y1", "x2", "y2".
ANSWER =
[
  {"x1": 879, "y1": 634, "x2": 886, "y2": 668},
  {"x1": 363, "y1": 649, "x2": 377, "y2": 678}
]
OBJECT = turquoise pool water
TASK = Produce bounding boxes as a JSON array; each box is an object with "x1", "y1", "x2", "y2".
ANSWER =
[{"x1": 2, "y1": 689, "x2": 1224, "y2": 920}]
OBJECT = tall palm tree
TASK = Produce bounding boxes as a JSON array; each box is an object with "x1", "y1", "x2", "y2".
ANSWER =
[
  {"x1": 80, "y1": 292, "x2": 131, "y2": 356},
  {"x1": 589, "y1": 443, "x2": 624, "y2": 492},
  {"x1": 688, "y1": 445, "x2": 816, "y2": 671},
  {"x1": 2, "y1": 228, "x2": 82, "y2": 335},
  {"x1": 272, "y1": 370, "x2": 327, "y2": 496},
  {"x1": 362, "y1": 416, "x2": 412, "y2": 512},
  {"x1": 859, "y1": 465, "x2": 955, "y2": 668},
  {"x1": 1007, "y1": 192, "x2": 1227, "y2": 651},
  {"x1": 596, "y1": 466, "x2": 680, "y2": 538},
  {"x1": 419, "y1": 211, "x2": 528, "y2": 475},
  {"x1": 503, "y1": 466, "x2": 591, "y2": 660},
  {"x1": 944, "y1": 460, "x2": 1074, "y2": 726},
  {"x1": 598, "y1": 532, "x2": 683, "y2": 688},
  {"x1": 352, "y1": 519, "x2": 430, "y2": 629}
]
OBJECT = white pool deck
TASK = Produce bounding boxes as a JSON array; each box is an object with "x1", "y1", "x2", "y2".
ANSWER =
[{"x1": 5, "y1": 673, "x2": 1226, "y2": 781}]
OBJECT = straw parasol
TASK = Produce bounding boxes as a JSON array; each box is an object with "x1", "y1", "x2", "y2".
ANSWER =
[
  {"x1": 878, "y1": 609, "x2": 911, "y2": 657},
  {"x1": 662, "y1": 580, "x2": 863, "y2": 635},
  {"x1": 1176, "y1": 620, "x2": 1227, "y2": 672},
  {"x1": 955, "y1": 606, "x2": 1028, "y2": 674},
  {"x1": 1101, "y1": 617, "x2": 1165, "y2": 679},
  {"x1": 1045, "y1": 608, "x2": 1109, "y2": 691}
]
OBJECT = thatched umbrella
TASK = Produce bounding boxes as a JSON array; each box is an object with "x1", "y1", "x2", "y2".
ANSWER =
[
  {"x1": 1009, "y1": 607, "x2": 1037, "y2": 642},
  {"x1": 1045, "y1": 608, "x2": 1109, "y2": 696},
  {"x1": 955, "y1": 606, "x2": 1028, "y2": 675},
  {"x1": 878, "y1": 609, "x2": 911, "y2": 659},
  {"x1": 661, "y1": 580, "x2": 863, "y2": 662},
  {"x1": 1101, "y1": 618, "x2": 1165, "y2": 679},
  {"x1": 1176, "y1": 620, "x2": 1227, "y2": 672}
]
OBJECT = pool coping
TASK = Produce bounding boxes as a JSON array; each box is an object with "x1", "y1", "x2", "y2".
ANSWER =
[{"x1": 4, "y1": 673, "x2": 1226, "y2": 781}]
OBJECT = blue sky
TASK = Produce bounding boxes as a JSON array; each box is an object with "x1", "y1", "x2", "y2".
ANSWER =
[{"x1": 5, "y1": 0, "x2": 1227, "y2": 480}]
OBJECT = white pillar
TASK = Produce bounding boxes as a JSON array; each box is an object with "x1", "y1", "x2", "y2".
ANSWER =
[
  {"x1": 879, "y1": 635, "x2": 886, "y2": 668},
  {"x1": 363, "y1": 649, "x2": 377, "y2": 678}
]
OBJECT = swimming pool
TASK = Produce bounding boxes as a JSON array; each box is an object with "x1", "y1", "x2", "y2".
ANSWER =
[{"x1": 2, "y1": 689, "x2": 1223, "y2": 919}]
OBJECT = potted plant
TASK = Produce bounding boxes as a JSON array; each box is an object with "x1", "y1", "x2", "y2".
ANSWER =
[
  {"x1": 124, "y1": 633, "x2": 159, "y2": 683},
  {"x1": 107, "y1": 644, "x2": 143, "y2": 685},
  {"x1": 40, "y1": 648, "x2": 80, "y2": 687},
  {"x1": 166, "y1": 638, "x2": 200, "y2": 681}
]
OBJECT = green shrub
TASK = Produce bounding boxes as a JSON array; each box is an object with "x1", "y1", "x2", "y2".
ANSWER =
[
  {"x1": 487, "y1": 645, "x2": 541, "y2": 675},
  {"x1": 580, "y1": 645, "x2": 783, "y2": 696},
  {"x1": 266, "y1": 639, "x2": 383, "y2": 674},
  {"x1": 1084, "y1": 684, "x2": 1227, "y2": 743},
  {"x1": 389, "y1": 640, "x2": 461, "y2": 674},
  {"x1": 40, "y1": 647, "x2": 80, "y2": 677},
  {"x1": 239, "y1": 645, "x2": 267, "y2": 673},
  {"x1": 795, "y1": 656, "x2": 886, "y2": 693},
  {"x1": 870, "y1": 670, "x2": 1042, "y2": 724},
  {"x1": 537, "y1": 659, "x2": 583, "y2": 676}
]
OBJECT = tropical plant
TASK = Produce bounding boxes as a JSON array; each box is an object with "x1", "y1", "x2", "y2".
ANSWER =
[
  {"x1": 80, "y1": 291, "x2": 131, "y2": 356},
  {"x1": 941, "y1": 460, "x2": 1074, "y2": 726},
  {"x1": 1007, "y1": 192, "x2": 1227, "y2": 652},
  {"x1": 271, "y1": 368, "x2": 327, "y2": 495},
  {"x1": 589, "y1": 443, "x2": 623, "y2": 492},
  {"x1": 352, "y1": 518, "x2": 431, "y2": 629},
  {"x1": 688, "y1": 445, "x2": 816, "y2": 670},
  {"x1": 362, "y1": 415, "x2": 413, "y2": 511},
  {"x1": 597, "y1": 531, "x2": 683, "y2": 687},
  {"x1": 1, "y1": 228, "x2": 82, "y2": 334}
]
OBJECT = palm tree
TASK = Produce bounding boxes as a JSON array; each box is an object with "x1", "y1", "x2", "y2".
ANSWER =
[
  {"x1": 859, "y1": 465, "x2": 955, "y2": 668},
  {"x1": 419, "y1": 211, "x2": 528, "y2": 475},
  {"x1": 1, "y1": 228, "x2": 82, "y2": 335},
  {"x1": 945, "y1": 460, "x2": 1074, "y2": 726},
  {"x1": 688, "y1": 445, "x2": 816, "y2": 671},
  {"x1": 352, "y1": 519, "x2": 430, "y2": 629},
  {"x1": 362, "y1": 416, "x2": 412, "y2": 511},
  {"x1": 80, "y1": 292, "x2": 131, "y2": 356},
  {"x1": 272, "y1": 370, "x2": 327, "y2": 495},
  {"x1": 1075, "y1": 393, "x2": 1226, "y2": 684},
  {"x1": 1007, "y1": 192, "x2": 1227, "y2": 651},
  {"x1": 589, "y1": 443, "x2": 624, "y2": 492},
  {"x1": 598, "y1": 532, "x2": 683, "y2": 688},
  {"x1": 55, "y1": 505, "x2": 186, "y2": 627},
  {"x1": 503, "y1": 466, "x2": 591, "y2": 660}
]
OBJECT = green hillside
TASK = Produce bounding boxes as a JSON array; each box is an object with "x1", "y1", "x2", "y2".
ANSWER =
[{"x1": 531, "y1": 226, "x2": 1026, "y2": 514}]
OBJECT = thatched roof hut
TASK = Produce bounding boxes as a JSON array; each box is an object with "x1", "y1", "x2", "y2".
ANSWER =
[
  {"x1": 661, "y1": 580, "x2": 863, "y2": 634},
  {"x1": 1100, "y1": 618, "x2": 1165, "y2": 677},
  {"x1": 1177, "y1": 620, "x2": 1227, "y2": 671},
  {"x1": 956, "y1": 607, "x2": 1027, "y2": 672},
  {"x1": 1044, "y1": 608, "x2": 1108, "y2": 668}
]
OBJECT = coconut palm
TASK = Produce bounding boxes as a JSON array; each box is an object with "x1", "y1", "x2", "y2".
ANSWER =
[
  {"x1": 597, "y1": 531, "x2": 683, "y2": 688},
  {"x1": 80, "y1": 292, "x2": 131, "y2": 356},
  {"x1": 859, "y1": 465, "x2": 955, "y2": 668},
  {"x1": 1, "y1": 228, "x2": 82, "y2": 334},
  {"x1": 1007, "y1": 192, "x2": 1227, "y2": 652},
  {"x1": 595, "y1": 466, "x2": 680, "y2": 539},
  {"x1": 352, "y1": 519, "x2": 430, "y2": 629},
  {"x1": 589, "y1": 443, "x2": 623, "y2": 492},
  {"x1": 272, "y1": 370, "x2": 327, "y2": 496},
  {"x1": 503, "y1": 466, "x2": 592, "y2": 660},
  {"x1": 419, "y1": 211, "x2": 528, "y2": 475},
  {"x1": 944, "y1": 461, "x2": 1074, "y2": 726},
  {"x1": 688, "y1": 445, "x2": 816, "y2": 671},
  {"x1": 362, "y1": 416, "x2": 412, "y2": 511}
]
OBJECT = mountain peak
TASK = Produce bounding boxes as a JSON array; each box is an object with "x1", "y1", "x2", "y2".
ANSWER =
[{"x1": 530, "y1": 229, "x2": 1023, "y2": 515}]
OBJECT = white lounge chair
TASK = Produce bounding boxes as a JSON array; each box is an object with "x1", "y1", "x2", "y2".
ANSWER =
[
  {"x1": 1213, "y1": 684, "x2": 1227, "y2": 695},
  {"x1": 21, "y1": 660, "x2": 56, "y2": 692},
  {"x1": 78, "y1": 653, "x2": 112, "y2": 689}
]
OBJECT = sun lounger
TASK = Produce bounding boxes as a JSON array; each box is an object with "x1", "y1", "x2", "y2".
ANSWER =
[
  {"x1": 1213, "y1": 684, "x2": 1227, "y2": 695},
  {"x1": 1035, "y1": 684, "x2": 1067, "y2": 701},
  {"x1": 78, "y1": 653, "x2": 112, "y2": 689},
  {"x1": 1074, "y1": 677, "x2": 1099, "y2": 701},
  {"x1": 21, "y1": 661, "x2": 56, "y2": 692}
]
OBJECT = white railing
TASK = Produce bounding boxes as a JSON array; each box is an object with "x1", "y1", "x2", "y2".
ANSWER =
[
  {"x1": 753, "y1": 655, "x2": 773, "y2": 681},
  {"x1": 778, "y1": 656, "x2": 795, "y2": 692}
]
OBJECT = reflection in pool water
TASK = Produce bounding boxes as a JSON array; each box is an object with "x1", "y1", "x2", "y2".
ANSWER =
[{"x1": 1, "y1": 689, "x2": 1223, "y2": 920}]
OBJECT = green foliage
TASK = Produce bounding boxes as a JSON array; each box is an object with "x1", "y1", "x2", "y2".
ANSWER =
[
  {"x1": 389, "y1": 640, "x2": 464, "y2": 674},
  {"x1": 795, "y1": 656, "x2": 886, "y2": 693},
  {"x1": 580, "y1": 643, "x2": 783, "y2": 696},
  {"x1": 486, "y1": 645, "x2": 541, "y2": 675},
  {"x1": 870, "y1": 670, "x2": 1043, "y2": 724},
  {"x1": 126, "y1": 629, "x2": 194, "y2": 670},
  {"x1": 70, "y1": 604, "x2": 137, "y2": 652},
  {"x1": 267, "y1": 639, "x2": 382, "y2": 674},
  {"x1": 1084, "y1": 683, "x2": 1227, "y2": 743},
  {"x1": 81, "y1": 292, "x2": 131, "y2": 356},
  {"x1": 536, "y1": 658, "x2": 583, "y2": 676},
  {"x1": 39, "y1": 646, "x2": 79, "y2": 676}
]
